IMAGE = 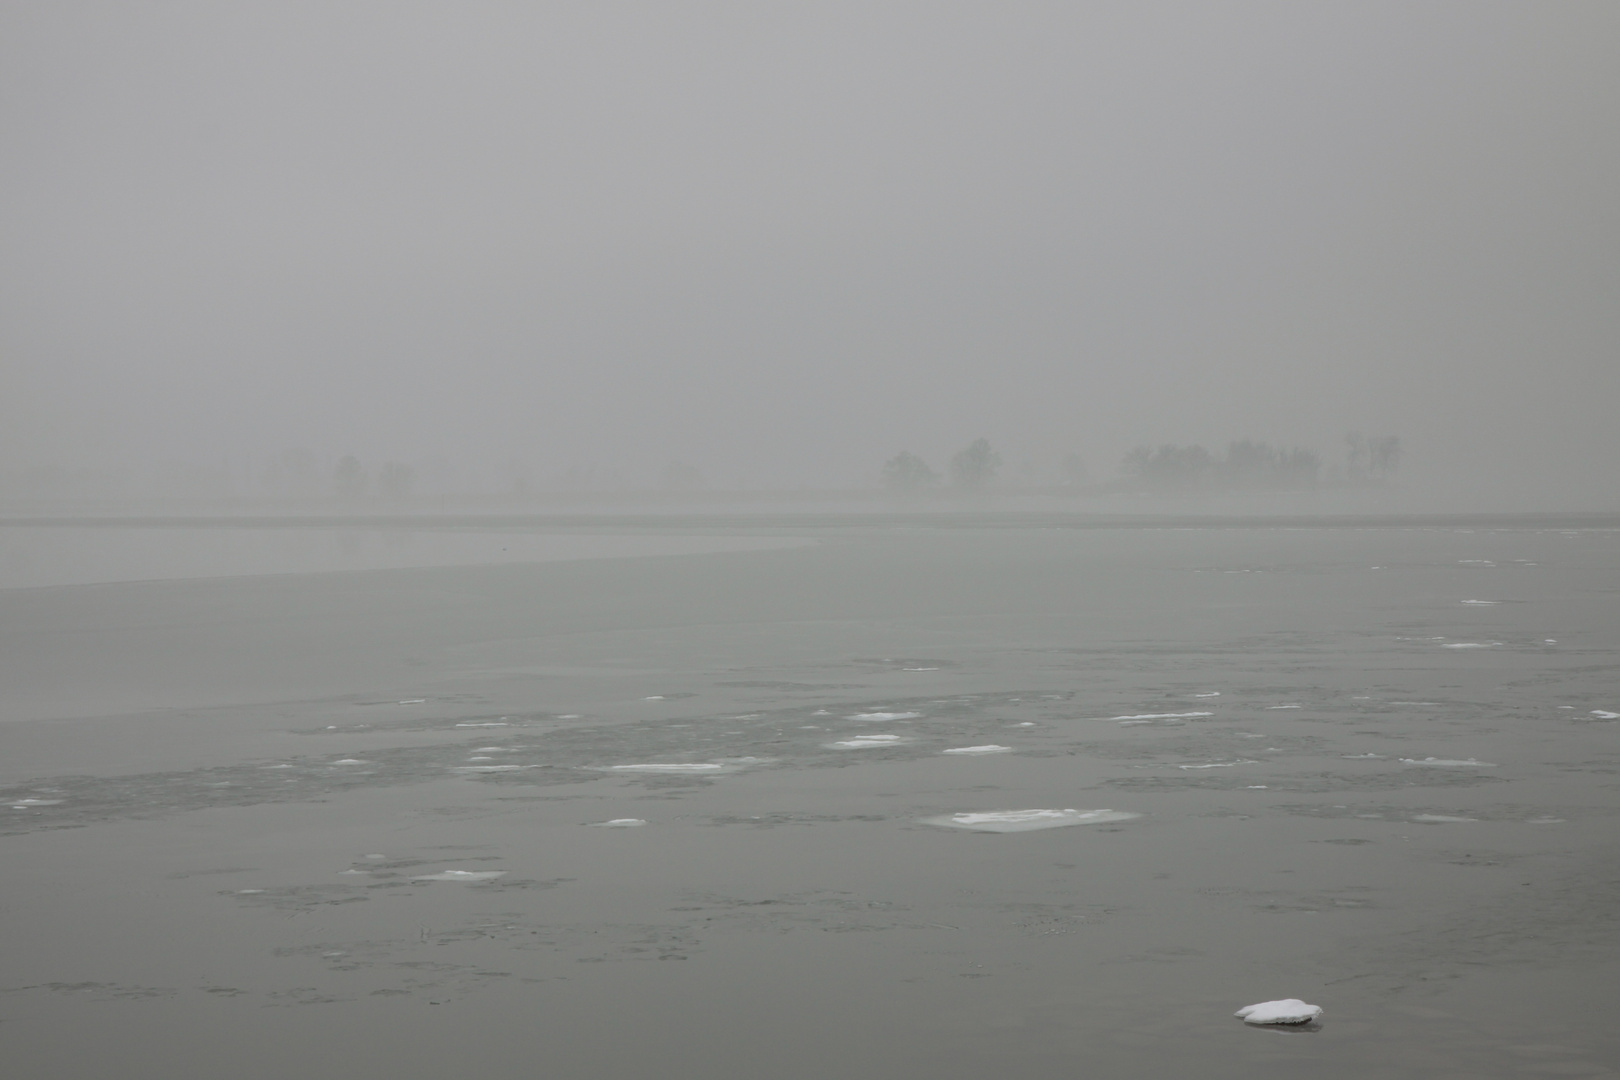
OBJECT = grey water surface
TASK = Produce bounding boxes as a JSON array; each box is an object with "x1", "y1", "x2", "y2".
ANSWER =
[{"x1": 1, "y1": 518, "x2": 1617, "y2": 1079}]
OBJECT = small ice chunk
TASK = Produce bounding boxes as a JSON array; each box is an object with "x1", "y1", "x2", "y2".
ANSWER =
[
  {"x1": 610, "y1": 763, "x2": 722, "y2": 772},
  {"x1": 1460, "y1": 599, "x2": 1500, "y2": 605},
  {"x1": 1399, "y1": 757, "x2": 1496, "y2": 767},
  {"x1": 922, "y1": 808, "x2": 1140, "y2": 833},
  {"x1": 455, "y1": 722, "x2": 509, "y2": 728},
  {"x1": 398, "y1": 699, "x2": 426, "y2": 705},
  {"x1": 847, "y1": 711, "x2": 922, "y2": 721},
  {"x1": 1591, "y1": 710, "x2": 1620, "y2": 719},
  {"x1": 643, "y1": 696, "x2": 665, "y2": 701},
  {"x1": 1441, "y1": 642, "x2": 1502, "y2": 649},
  {"x1": 587, "y1": 818, "x2": 648, "y2": 827},
  {"x1": 466, "y1": 756, "x2": 496, "y2": 762},
  {"x1": 331, "y1": 759, "x2": 369, "y2": 765},
  {"x1": 412, "y1": 870, "x2": 507, "y2": 882},
  {"x1": 903, "y1": 667, "x2": 939, "y2": 671},
  {"x1": 1177, "y1": 760, "x2": 1257, "y2": 769},
  {"x1": 829, "y1": 734, "x2": 907, "y2": 749},
  {"x1": 557, "y1": 714, "x2": 581, "y2": 719},
  {"x1": 1412, "y1": 814, "x2": 1476, "y2": 823},
  {"x1": 1192, "y1": 692, "x2": 1221, "y2": 697},
  {"x1": 1341, "y1": 753, "x2": 1385, "y2": 759},
  {"x1": 1267, "y1": 705, "x2": 1302, "y2": 710},
  {"x1": 1014, "y1": 721, "x2": 1037, "y2": 727},
  {"x1": 941, "y1": 745, "x2": 1014, "y2": 755},
  {"x1": 1235, "y1": 999, "x2": 1322, "y2": 1025},
  {"x1": 1112, "y1": 712, "x2": 1213, "y2": 721},
  {"x1": 453, "y1": 764, "x2": 529, "y2": 772},
  {"x1": 8, "y1": 798, "x2": 62, "y2": 807}
]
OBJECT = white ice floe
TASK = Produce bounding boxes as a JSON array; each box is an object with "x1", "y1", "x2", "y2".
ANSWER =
[
  {"x1": 411, "y1": 870, "x2": 507, "y2": 882},
  {"x1": 1193, "y1": 692, "x2": 1221, "y2": 698},
  {"x1": 8, "y1": 798, "x2": 62, "y2": 807},
  {"x1": 1441, "y1": 642, "x2": 1502, "y2": 649},
  {"x1": 587, "y1": 818, "x2": 648, "y2": 827},
  {"x1": 1112, "y1": 712, "x2": 1213, "y2": 721},
  {"x1": 1591, "y1": 710, "x2": 1620, "y2": 719},
  {"x1": 1235, "y1": 999, "x2": 1322, "y2": 1025},
  {"x1": 922, "y1": 808, "x2": 1140, "y2": 833},
  {"x1": 1177, "y1": 760, "x2": 1257, "y2": 770},
  {"x1": 452, "y1": 764, "x2": 529, "y2": 772},
  {"x1": 557, "y1": 714, "x2": 581, "y2": 719},
  {"x1": 1267, "y1": 705, "x2": 1302, "y2": 710},
  {"x1": 1458, "y1": 560, "x2": 1494, "y2": 565},
  {"x1": 1412, "y1": 814, "x2": 1477, "y2": 823},
  {"x1": 903, "y1": 667, "x2": 939, "y2": 671},
  {"x1": 1460, "y1": 599, "x2": 1501, "y2": 605},
  {"x1": 941, "y1": 745, "x2": 1014, "y2": 755},
  {"x1": 643, "y1": 696, "x2": 665, "y2": 700},
  {"x1": 847, "y1": 711, "x2": 922, "y2": 721},
  {"x1": 1341, "y1": 753, "x2": 1385, "y2": 759},
  {"x1": 605, "y1": 763, "x2": 725, "y2": 773},
  {"x1": 398, "y1": 699, "x2": 426, "y2": 705},
  {"x1": 466, "y1": 756, "x2": 496, "y2": 762},
  {"x1": 455, "y1": 722, "x2": 509, "y2": 728},
  {"x1": 1400, "y1": 757, "x2": 1496, "y2": 767},
  {"x1": 1527, "y1": 817, "x2": 1566, "y2": 824},
  {"x1": 331, "y1": 759, "x2": 369, "y2": 765},
  {"x1": 829, "y1": 734, "x2": 908, "y2": 749}
]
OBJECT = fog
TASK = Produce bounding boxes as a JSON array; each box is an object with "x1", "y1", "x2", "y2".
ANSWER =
[{"x1": 3, "y1": 2, "x2": 1617, "y2": 507}]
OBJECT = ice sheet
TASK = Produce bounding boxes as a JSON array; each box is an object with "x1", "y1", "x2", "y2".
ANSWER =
[{"x1": 941, "y1": 745, "x2": 1014, "y2": 755}]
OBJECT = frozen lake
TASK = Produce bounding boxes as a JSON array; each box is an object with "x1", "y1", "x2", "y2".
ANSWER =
[{"x1": 0, "y1": 516, "x2": 1617, "y2": 1079}]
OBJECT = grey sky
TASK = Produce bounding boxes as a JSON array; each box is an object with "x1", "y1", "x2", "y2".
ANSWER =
[{"x1": 3, "y1": 2, "x2": 1616, "y2": 500}]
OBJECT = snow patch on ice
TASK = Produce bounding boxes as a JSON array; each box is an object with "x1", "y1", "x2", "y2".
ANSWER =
[
  {"x1": 922, "y1": 808, "x2": 1140, "y2": 833},
  {"x1": 412, "y1": 870, "x2": 507, "y2": 882},
  {"x1": 1112, "y1": 711, "x2": 1213, "y2": 721},
  {"x1": 1236, "y1": 999, "x2": 1322, "y2": 1025},
  {"x1": 829, "y1": 734, "x2": 908, "y2": 749}
]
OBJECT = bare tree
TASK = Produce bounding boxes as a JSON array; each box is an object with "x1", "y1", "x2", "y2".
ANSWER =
[
  {"x1": 882, "y1": 451, "x2": 939, "y2": 493},
  {"x1": 948, "y1": 438, "x2": 1002, "y2": 489}
]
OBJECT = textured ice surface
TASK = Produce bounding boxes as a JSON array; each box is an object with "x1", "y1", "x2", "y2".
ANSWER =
[
  {"x1": 941, "y1": 745, "x2": 1013, "y2": 755},
  {"x1": 1112, "y1": 711, "x2": 1213, "y2": 720},
  {"x1": 1235, "y1": 999, "x2": 1322, "y2": 1025},
  {"x1": 1592, "y1": 710, "x2": 1620, "y2": 719},
  {"x1": 829, "y1": 734, "x2": 907, "y2": 749},
  {"x1": 847, "y1": 711, "x2": 921, "y2": 721},
  {"x1": 1400, "y1": 757, "x2": 1497, "y2": 767},
  {"x1": 412, "y1": 870, "x2": 507, "y2": 882},
  {"x1": 921, "y1": 808, "x2": 1140, "y2": 833},
  {"x1": 1412, "y1": 814, "x2": 1478, "y2": 823},
  {"x1": 587, "y1": 818, "x2": 648, "y2": 827}
]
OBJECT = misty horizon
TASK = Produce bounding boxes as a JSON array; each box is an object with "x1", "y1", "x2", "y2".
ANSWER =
[{"x1": 4, "y1": 2, "x2": 1617, "y2": 510}]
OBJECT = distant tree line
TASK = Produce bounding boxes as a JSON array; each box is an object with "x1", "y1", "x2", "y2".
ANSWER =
[
  {"x1": 1120, "y1": 434, "x2": 1401, "y2": 492},
  {"x1": 882, "y1": 438, "x2": 1004, "y2": 494}
]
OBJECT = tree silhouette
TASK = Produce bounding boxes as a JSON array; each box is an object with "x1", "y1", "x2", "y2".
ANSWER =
[
  {"x1": 882, "y1": 451, "x2": 939, "y2": 493},
  {"x1": 948, "y1": 438, "x2": 1002, "y2": 489},
  {"x1": 333, "y1": 456, "x2": 368, "y2": 501}
]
